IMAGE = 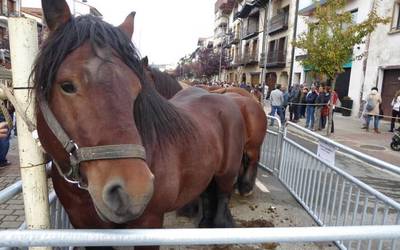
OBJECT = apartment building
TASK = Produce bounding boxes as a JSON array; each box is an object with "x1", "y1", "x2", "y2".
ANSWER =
[
  {"x1": 218, "y1": 0, "x2": 267, "y2": 86},
  {"x1": 215, "y1": 0, "x2": 298, "y2": 90},
  {"x1": 262, "y1": 0, "x2": 298, "y2": 90},
  {"x1": 292, "y1": 0, "x2": 400, "y2": 117}
]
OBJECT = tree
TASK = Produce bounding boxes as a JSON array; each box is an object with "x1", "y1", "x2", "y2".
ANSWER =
[
  {"x1": 293, "y1": 0, "x2": 389, "y2": 136},
  {"x1": 196, "y1": 47, "x2": 228, "y2": 81},
  {"x1": 174, "y1": 47, "x2": 228, "y2": 82}
]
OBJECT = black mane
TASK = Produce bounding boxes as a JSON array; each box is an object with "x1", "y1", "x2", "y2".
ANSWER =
[
  {"x1": 31, "y1": 14, "x2": 194, "y2": 150},
  {"x1": 148, "y1": 67, "x2": 182, "y2": 99}
]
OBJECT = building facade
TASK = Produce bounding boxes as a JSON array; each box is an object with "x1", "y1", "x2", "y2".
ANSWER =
[
  {"x1": 292, "y1": 0, "x2": 400, "y2": 117},
  {"x1": 215, "y1": 0, "x2": 298, "y2": 91}
]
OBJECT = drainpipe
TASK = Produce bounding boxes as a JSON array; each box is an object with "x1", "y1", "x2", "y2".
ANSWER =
[
  {"x1": 288, "y1": 0, "x2": 300, "y2": 88},
  {"x1": 8, "y1": 17, "x2": 51, "y2": 248}
]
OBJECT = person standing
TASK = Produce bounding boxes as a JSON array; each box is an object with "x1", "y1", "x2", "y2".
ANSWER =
[
  {"x1": 0, "y1": 101, "x2": 11, "y2": 167},
  {"x1": 313, "y1": 85, "x2": 323, "y2": 131},
  {"x1": 365, "y1": 87, "x2": 382, "y2": 133},
  {"x1": 300, "y1": 86, "x2": 308, "y2": 119},
  {"x1": 305, "y1": 85, "x2": 318, "y2": 130},
  {"x1": 289, "y1": 84, "x2": 301, "y2": 122},
  {"x1": 390, "y1": 90, "x2": 400, "y2": 132},
  {"x1": 326, "y1": 85, "x2": 338, "y2": 133},
  {"x1": 269, "y1": 84, "x2": 284, "y2": 126},
  {"x1": 282, "y1": 86, "x2": 289, "y2": 120}
]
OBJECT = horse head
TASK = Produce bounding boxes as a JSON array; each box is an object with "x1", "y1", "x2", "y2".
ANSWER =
[{"x1": 36, "y1": 0, "x2": 154, "y2": 224}]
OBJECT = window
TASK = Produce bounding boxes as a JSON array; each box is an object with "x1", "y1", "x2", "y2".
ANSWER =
[{"x1": 392, "y1": 2, "x2": 400, "y2": 31}]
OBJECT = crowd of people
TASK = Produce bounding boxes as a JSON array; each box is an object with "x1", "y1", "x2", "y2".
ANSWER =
[
  {"x1": 268, "y1": 83, "x2": 338, "y2": 133},
  {"x1": 266, "y1": 82, "x2": 400, "y2": 135}
]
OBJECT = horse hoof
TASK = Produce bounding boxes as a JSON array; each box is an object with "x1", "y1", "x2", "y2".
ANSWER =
[
  {"x1": 213, "y1": 218, "x2": 236, "y2": 228},
  {"x1": 242, "y1": 190, "x2": 254, "y2": 197},
  {"x1": 198, "y1": 218, "x2": 214, "y2": 228}
]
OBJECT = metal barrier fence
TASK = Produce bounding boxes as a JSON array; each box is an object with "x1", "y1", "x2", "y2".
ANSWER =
[
  {"x1": 259, "y1": 115, "x2": 282, "y2": 173},
  {"x1": 0, "y1": 117, "x2": 399, "y2": 249},
  {"x1": 271, "y1": 121, "x2": 400, "y2": 250}
]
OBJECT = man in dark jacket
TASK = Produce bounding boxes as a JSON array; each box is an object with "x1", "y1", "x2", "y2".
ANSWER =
[
  {"x1": 288, "y1": 84, "x2": 301, "y2": 122},
  {"x1": 305, "y1": 85, "x2": 318, "y2": 129}
]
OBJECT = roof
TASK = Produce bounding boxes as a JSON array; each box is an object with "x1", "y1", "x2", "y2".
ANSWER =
[
  {"x1": 298, "y1": 0, "x2": 328, "y2": 16},
  {"x1": 21, "y1": 7, "x2": 43, "y2": 19}
]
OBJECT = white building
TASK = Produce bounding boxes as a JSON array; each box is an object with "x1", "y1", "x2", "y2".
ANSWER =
[{"x1": 292, "y1": 0, "x2": 400, "y2": 117}]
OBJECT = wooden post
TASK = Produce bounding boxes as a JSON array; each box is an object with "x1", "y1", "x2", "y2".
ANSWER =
[{"x1": 8, "y1": 17, "x2": 51, "y2": 250}]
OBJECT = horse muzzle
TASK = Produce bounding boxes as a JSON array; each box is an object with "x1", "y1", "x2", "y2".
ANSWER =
[{"x1": 91, "y1": 177, "x2": 154, "y2": 224}]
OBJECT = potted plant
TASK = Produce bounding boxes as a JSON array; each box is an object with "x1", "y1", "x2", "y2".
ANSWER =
[{"x1": 341, "y1": 96, "x2": 353, "y2": 116}]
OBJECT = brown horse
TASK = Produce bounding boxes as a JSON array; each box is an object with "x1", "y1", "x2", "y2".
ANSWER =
[
  {"x1": 142, "y1": 64, "x2": 267, "y2": 196},
  {"x1": 34, "y1": 1, "x2": 246, "y2": 249}
]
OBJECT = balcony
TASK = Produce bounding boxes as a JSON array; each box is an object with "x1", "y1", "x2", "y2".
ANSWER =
[
  {"x1": 227, "y1": 32, "x2": 240, "y2": 45},
  {"x1": 243, "y1": 53, "x2": 259, "y2": 65},
  {"x1": 268, "y1": 13, "x2": 289, "y2": 35},
  {"x1": 242, "y1": 25, "x2": 259, "y2": 40},
  {"x1": 215, "y1": 0, "x2": 235, "y2": 14},
  {"x1": 259, "y1": 50, "x2": 286, "y2": 68}
]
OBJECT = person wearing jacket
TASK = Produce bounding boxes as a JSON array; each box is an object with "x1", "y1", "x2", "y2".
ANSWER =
[
  {"x1": 390, "y1": 90, "x2": 400, "y2": 132},
  {"x1": 305, "y1": 85, "x2": 318, "y2": 130},
  {"x1": 365, "y1": 87, "x2": 382, "y2": 133},
  {"x1": 288, "y1": 84, "x2": 301, "y2": 122},
  {"x1": 269, "y1": 84, "x2": 285, "y2": 126}
]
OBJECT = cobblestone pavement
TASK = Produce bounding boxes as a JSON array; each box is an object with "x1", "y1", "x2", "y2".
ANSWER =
[{"x1": 0, "y1": 136, "x2": 24, "y2": 229}]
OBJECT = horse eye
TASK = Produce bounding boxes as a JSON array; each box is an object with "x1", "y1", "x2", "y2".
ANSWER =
[{"x1": 60, "y1": 82, "x2": 77, "y2": 94}]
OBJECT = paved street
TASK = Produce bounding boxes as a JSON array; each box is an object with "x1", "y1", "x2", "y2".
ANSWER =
[{"x1": 0, "y1": 136, "x2": 24, "y2": 229}]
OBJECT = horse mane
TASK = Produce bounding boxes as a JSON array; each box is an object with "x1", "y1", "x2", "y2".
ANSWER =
[
  {"x1": 31, "y1": 14, "x2": 194, "y2": 150},
  {"x1": 148, "y1": 67, "x2": 182, "y2": 99}
]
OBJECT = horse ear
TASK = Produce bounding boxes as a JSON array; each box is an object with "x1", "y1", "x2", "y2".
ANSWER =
[
  {"x1": 41, "y1": 0, "x2": 72, "y2": 32},
  {"x1": 118, "y1": 12, "x2": 136, "y2": 39},
  {"x1": 142, "y1": 56, "x2": 149, "y2": 67}
]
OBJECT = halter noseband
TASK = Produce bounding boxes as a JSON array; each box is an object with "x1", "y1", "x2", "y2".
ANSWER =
[{"x1": 39, "y1": 98, "x2": 146, "y2": 190}]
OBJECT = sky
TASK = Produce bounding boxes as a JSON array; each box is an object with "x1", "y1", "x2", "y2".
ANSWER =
[
  {"x1": 22, "y1": 0, "x2": 311, "y2": 66},
  {"x1": 22, "y1": 0, "x2": 216, "y2": 66}
]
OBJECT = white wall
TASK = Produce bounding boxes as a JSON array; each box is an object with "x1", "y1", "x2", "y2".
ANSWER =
[{"x1": 364, "y1": 0, "x2": 400, "y2": 97}]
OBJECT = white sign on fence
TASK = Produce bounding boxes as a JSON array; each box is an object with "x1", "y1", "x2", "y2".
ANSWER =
[{"x1": 317, "y1": 142, "x2": 336, "y2": 165}]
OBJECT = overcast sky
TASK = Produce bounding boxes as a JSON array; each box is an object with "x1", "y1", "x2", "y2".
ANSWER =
[{"x1": 22, "y1": 0, "x2": 311, "y2": 66}]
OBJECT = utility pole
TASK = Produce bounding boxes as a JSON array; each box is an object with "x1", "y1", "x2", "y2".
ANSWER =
[
  {"x1": 260, "y1": 0, "x2": 271, "y2": 96},
  {"x1": 288, "y1": 0, "x2": 300, "y2": 88}
]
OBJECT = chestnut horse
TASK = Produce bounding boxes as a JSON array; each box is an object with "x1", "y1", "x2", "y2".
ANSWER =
[
  {"x1": 34, "y1": 1, "x2": 245, "y2": 249},
  {"x1": 142, "y1": 63, "x2": 267, "y2": 196}
]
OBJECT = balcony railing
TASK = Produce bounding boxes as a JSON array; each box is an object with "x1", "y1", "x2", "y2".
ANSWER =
[
  {"x1": 243, "y1": 53, "x2": 258, "y2": 64},
  {"x1": 242, "y1": 25, "x2": 259, "y2": 40},
  {"x1": 259, "y1": 50, "x2": 286, "y2": 68},
  {"x1": 268, "y1": 13, "x2": 289, "y2": 35}
]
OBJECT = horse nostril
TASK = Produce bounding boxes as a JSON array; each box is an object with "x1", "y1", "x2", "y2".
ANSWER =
[{"x1": 103, "y1": 181, "x2": 131, "y2": 215}]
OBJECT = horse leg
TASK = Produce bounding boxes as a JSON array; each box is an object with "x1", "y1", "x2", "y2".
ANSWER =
[
  {"x1": 237, "y1": 151, "x2": 259, "y2": 196},
  {"x1": 198, "y1": 179, "x2": 217, "y2": 228},
  {"x1": 213, "y1": 190, "x2": 235, "y2": 228},
  {"x1": 176, "y1": 199, "x2": 199, "y2": 218}
]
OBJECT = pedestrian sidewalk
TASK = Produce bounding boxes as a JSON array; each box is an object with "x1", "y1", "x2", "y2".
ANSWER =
[
  {"x1": 0, "y1": 136, "x2": 25, "y2": 229},
  {"x1": 264, "y1": 102, "x2": 400, "y2": 167}
]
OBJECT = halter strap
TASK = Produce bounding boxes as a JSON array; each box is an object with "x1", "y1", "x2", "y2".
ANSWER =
[{"x1": 38, "y1": 98, "x2": 146, "y2": 187}]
